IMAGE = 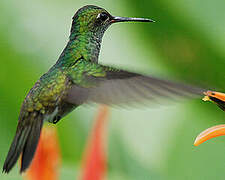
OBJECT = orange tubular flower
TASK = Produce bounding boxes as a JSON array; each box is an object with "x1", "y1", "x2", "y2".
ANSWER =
[
  {"x1": 194, "y1": 91, "x2": 225, "y2": 146},
  {"x1": 79, "y1": 105, "x2": 109, "y2": 180},
  {"x1": 25, "y1": 126, "x2": 61, "y2": 180},
  {"x1": 194, "y1": 124, "x2": 225, "y2": 146}
]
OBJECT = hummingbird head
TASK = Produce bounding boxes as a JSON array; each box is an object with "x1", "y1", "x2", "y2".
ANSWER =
[
  {"x1": 70, "y1": 5, "x2": 154, "y2": 39},
  {"x1": 64, "y1": 5, "x2": 154, "y2": 62}
]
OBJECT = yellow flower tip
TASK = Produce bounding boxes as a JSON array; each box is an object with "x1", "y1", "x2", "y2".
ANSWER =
[
  {"x1": 202, "y1": 90, "x2": 215, "y2": 102},
  {"x1": 202, "y1": 95, "x2": 210, "y2": 102},
  {"x1": 194, "y1": 124, "x2": 225, "y2": 146}
]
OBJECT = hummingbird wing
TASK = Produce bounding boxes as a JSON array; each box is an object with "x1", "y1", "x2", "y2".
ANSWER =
[{"x1": 67, "y1": 62, "x2": 204, "y2": 106}]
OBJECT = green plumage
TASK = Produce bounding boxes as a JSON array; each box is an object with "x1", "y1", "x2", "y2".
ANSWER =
[{"x1": 3, "y1": 5, "x2": 204, "y2": 174}]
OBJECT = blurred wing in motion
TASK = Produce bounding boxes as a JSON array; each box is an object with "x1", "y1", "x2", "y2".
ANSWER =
[{"x1": 67, "y1": 64, "x2": 205, "y2": 106}]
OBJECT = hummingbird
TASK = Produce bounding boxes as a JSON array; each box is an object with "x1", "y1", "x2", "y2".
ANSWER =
[{"x1": 3, "y1": 5, "x2": 204, "y2": 173}]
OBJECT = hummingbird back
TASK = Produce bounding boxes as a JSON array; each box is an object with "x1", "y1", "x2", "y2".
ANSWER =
[{"x1": 3, "y1": 67, "x2": 75, "y2": 173}]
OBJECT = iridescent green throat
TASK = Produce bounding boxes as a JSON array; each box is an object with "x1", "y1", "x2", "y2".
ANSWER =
[{"x1": 55, "y1": 27, "x2": 104, "y2": 69}]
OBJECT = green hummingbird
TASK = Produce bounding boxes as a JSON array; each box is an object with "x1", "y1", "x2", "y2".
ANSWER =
[{"x1": 3, "y1": 5, "x2": 203, "y2": 173}]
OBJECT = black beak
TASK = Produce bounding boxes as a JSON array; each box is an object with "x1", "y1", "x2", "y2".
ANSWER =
[{"x1": 111, "y1": 16, "x2": 155, "y2": 23}]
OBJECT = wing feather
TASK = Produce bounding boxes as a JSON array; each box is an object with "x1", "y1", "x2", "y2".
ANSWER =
[{"x1": 67, "y1": 64, "x2": 205, "y2": 106}]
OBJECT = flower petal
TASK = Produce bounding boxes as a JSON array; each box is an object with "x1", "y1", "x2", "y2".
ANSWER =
[
  {"x1": 202, "y1": 91, "x2": 225, "y2": 111},
  {"x1": 194, "y1": 124, "x2": 225, "y2": 146},
  {"x1": 25, "y1": 126, "x2": 61, "y2": 180},
  {"x1": 79, "y1": 105, "x2": 109, "y2": 180}
]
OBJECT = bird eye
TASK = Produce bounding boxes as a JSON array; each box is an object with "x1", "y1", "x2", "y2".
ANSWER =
[{"x1": 97, "y1": 12, "x2": 109, "y2": 22}]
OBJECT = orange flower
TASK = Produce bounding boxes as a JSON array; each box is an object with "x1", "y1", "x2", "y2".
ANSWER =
[
  {"x1": 194, "y1": 124, "x2": 225, "y2": 146},
  {"x1": 25, "y1": 126, "x2": 61, "y2": 180},
  {"x1": 79, "y1": 105, "x2": 109, "y2": 180},
  {"x1": 194, "y1": 91, "x2": 225, "y2": 146},
  {"x1": 202, "y1": 90, "x2": 225, "y2": 111}
]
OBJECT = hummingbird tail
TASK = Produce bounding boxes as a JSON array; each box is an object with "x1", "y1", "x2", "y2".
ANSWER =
[{"x1": 3, "y1": 114, "x2": 44, "y2": 173}]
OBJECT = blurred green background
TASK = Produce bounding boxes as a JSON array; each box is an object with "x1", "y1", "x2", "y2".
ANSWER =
[{"x1": 1, "y1": 0, "x2": 225, "y2": 179}]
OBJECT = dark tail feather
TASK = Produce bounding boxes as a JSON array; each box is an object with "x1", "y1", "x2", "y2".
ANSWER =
[
  {"x1": 3, "y1": 115, "x2": 44, "y2": 173},
  {"x1": 20, "y1": 118, "x2": 43, "y2": 173}
]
